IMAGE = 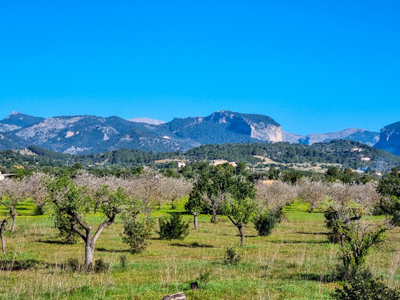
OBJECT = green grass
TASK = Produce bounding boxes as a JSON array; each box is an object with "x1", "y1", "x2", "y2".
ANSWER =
[{"x1": 0, "y1": 200, "x2": 399, "y2": 299}]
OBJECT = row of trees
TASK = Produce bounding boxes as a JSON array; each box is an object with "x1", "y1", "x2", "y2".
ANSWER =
[
  {"x1": 0, "y1": 168, "x2": 192, "y2": 266},
  {"x1": 1, "y1": 162, "x2": 399, "y2": 273}
]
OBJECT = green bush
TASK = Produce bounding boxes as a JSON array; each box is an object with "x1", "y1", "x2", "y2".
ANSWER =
[
  {"x1": 94, "y1": 258, "x2": 110, "y2": 273},
  {"x1": 122, "y1": 217, "x2": 154, "y2": 254},
  {"x1": 332, "y1": 269, "x2": 400, "y2": 300},
  {"x1": 253, "y1": 211, "x2": 280, "y2": 236},
  {"x1": 158, "y1": 213, "x2": 190, "y2": 240}
]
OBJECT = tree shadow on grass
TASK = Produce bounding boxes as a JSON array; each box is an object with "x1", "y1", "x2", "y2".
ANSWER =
[
  {"x1": 96, "y1": 247, "x2": 130, "y2": 253},
  {"x1": 171, "y1": 242, "x2": 214, "y2": 248},
  {"x1": 269, "y1": 240, "x2": 330, "y2": 244},
  {"x1": 286, "y1": 272, "x2": 336, "y2": 283},
  {"x1": 296, "y1": 231, "x2": 329, "y2": 235},
  {"x1": 37, "y1": 239, "x2": 67, "y2": 245}
]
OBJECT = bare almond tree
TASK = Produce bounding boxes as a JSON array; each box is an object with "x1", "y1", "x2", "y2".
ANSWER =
[
  {"x1": 321, "y1": 181, "x2": 381, "y2": 246},
  {"x1": 0, "y1": 178, "x2": 28, "y2": 232},
  {"x1": 255, "y1": 181, "x2": 298, "y2": 213},
  {"x1": 203, "y1": 191, "x2": 229, "y2": 223},
  {"x1": 161, "y1": 177, "x2": 193, "y2": 209},
  {"x1": 132, "y1": 167, "x2": 164, "y2": 210},
  {"x1": 24, "y1": 172, "x2": 52, "y2": 215},
  {"x1": 297, "y1": 178, "x2": 328, "y2": 213}
]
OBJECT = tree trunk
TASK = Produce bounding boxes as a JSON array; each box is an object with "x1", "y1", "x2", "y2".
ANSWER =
[
  {"x1": 211, "y1": 210, "x2": 218, "y2": 223},
  {"x1": 193, "y1": 212, "x2": 198, "y2": 229},
  {"x1": 310, "y1": 204, "x2": 314, "y2": 213},
  {"x1": 1, "y1": 230, "x2": 6, "y2": 254},
  {"x1": 239, "y1": 226, "x2": 245, "y2": 247},
  {"x1": 84, "y1": 241, "x2": 95, "y2": 268},
  {"x1": 10, "y1": 211, "x2": 18, "y2": 233}
]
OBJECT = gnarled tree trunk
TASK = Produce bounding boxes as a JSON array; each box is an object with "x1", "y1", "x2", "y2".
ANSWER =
[{"x1": 84, "y1": 241, "x2": 95, "y2": 267}]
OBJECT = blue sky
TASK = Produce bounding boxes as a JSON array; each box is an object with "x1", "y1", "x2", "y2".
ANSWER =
[{"x1": 0, "y1": 0, "x2": 399, "y2": 135}]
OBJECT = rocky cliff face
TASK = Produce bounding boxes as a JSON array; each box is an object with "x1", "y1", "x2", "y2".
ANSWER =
[
  {"x1": 167, "y1": 111, "x2": 283, "y2": 145},
  {"x1": 374, "y1": 121, "x2": 400, "y2": 156}
]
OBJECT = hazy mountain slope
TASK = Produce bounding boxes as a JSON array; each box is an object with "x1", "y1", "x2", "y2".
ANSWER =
[
  {"x1": 283, "y1": 128, "x2": 379, "y2": 146},
  {"x1": 128, "y1": 117, "x2": 166, "y2": 125},
  {"x1": 0, "y1": 111, "x2": 44, "y2": 128}
]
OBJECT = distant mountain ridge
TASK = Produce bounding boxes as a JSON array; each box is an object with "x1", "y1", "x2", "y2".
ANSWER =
[
  {"x1": 0, "y1": 110, "x2": 396, "y2": 155},
  {"x1": 283, "y1": 128, "x2": 380, "y2": 146},
  {"x1": 0, "y1": 111, "x2": 282, "y2": 154}
]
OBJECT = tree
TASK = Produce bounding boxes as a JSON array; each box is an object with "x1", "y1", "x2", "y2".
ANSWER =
[
  {"x1": 46, "y1": 176, "x2": 128, "y2": 268},
  {"x1": 377, "y1": 174, "x2": 400, "y2": 225},
  {"x1": 297, "y1": 177, "x2": 327, "y2": 213},
  {"x1": 187, "y1": 164, "x2": 237, "y2": 223},
  {"x1": 0, "y1": 177, "x2": 28, "y2": 232},
  {"x1": 255, "y1": 181, "x2": 298, "y2": 213},
  {"x1": 161, "y1": 177, "x2": 192, "y2": 209},
  {"x1": 0, "y1": 214, "x2": 10, "y2": 254},
  {"x1": 24, "y1": 172, "x2": 51, "y2": 215},
  {"x1": 223, "y1": 193, "x2": 257, "y2": 246},
  {"x1": 321, "y1": 181, "x2": 380, "y2": 245}
]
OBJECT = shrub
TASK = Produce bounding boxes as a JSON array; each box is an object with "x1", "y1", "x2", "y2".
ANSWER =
[
  {"x1": 120, "y1": 255, "x2": 127, "y2": 269},
  {"x1": 122, "y1": 217, "x2": 154, "y2": 254},
  {"x1": 332, "y1": 269, "x2": 400, "y2": 300},
  {"x1": 196, "y1": 269, "x2": 212, "y2": 288},
  {"x1": 224, "y1": 247, "x2": 241, "y2": 265},
  {"x1": 94, "y1": 258, "x2": 110, "y2": 273},
  {"x1": 253, "y1": 211, "x2": 279, "y2": 236},
  {"x1": 158, "y1": 213, "x2": 190, "y2": 240}
]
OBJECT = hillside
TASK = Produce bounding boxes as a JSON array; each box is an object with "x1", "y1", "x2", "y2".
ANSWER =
[{"x1": 2, "y1": 140, "x2": 399, "y2": 172}]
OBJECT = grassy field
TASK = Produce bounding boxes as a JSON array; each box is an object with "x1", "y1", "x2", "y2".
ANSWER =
[{"x1": 0, "y1": 200, "x2": 399, "y2": 299}]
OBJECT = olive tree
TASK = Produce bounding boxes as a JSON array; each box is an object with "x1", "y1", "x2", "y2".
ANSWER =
[{"x1": 46, "y1": 176, "x2": 128, "y2": 268}]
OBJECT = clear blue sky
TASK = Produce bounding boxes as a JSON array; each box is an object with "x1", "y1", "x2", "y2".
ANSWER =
[{"x1": 0, "y1": 0, "x2": 399, "y2": 135}]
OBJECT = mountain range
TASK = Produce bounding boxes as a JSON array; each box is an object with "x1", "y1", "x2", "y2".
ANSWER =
[{"x1": 0, "y1": 110, "x2": 398, "y2": 156}]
